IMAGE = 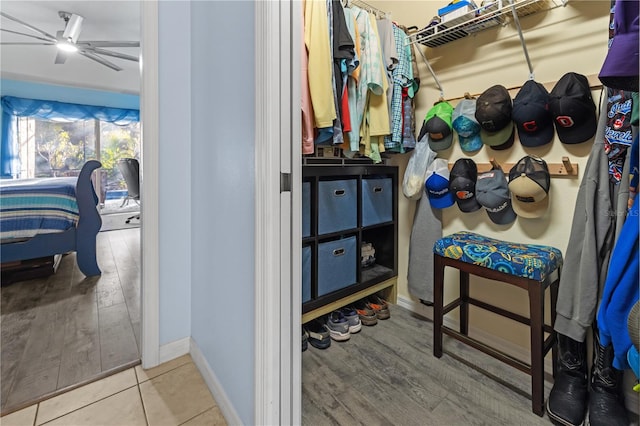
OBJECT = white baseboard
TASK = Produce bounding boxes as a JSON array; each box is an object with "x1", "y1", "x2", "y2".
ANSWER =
[
  {"x1": 396, "y1": 295, "x2": 554, "y2": 374},
  {"x1": 158, "y1": 337, "x2": 190, "y2": 364},
  {"x1": 190, "y1": 338, "x2": 242, "y2": 426}
]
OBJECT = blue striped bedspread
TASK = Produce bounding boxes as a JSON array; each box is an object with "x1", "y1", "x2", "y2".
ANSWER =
[{"x1": 0, "y1": 177, "x2": 80, "y2": 241}]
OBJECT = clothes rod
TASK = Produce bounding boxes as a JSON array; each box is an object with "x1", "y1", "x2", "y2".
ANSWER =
[{"x1": 347, "y1": 0, "x2": 388, "y2": 18}]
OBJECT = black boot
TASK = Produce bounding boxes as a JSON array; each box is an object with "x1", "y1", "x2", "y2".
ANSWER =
[
  {"x1": 587, "y1": 331, "x2": 629, "y2": 426},
  {"x1": 547, "y1": 334, "x2": 588, "y2": 426}
]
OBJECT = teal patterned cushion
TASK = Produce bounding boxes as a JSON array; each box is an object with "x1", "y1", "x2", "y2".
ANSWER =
[{"x1": 434, "y1": 231, "x2": 563, "y2": 282}]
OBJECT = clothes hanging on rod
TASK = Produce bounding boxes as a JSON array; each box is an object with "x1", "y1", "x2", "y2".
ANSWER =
[{"x1": 302, "y1": 1, "x2": 419, "y2": 162}]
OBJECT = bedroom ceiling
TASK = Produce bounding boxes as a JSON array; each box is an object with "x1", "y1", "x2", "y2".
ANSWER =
[{"x1": 0, "y1": 1, "x2": 140, "y2": 94}]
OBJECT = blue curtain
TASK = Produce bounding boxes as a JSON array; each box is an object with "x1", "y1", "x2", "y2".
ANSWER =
[{"x1": 1, "y1": 96, "x2": 139, "y2": 178}]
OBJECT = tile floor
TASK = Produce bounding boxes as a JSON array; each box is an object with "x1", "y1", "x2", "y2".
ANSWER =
[{"x1": 0, "y1": 354, "x2": 227, "y2": 426}]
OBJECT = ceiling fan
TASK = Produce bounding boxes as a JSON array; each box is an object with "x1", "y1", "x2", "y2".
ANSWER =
[{"x1": 0, "y1": 11, "x2": 139, "y2": 71}]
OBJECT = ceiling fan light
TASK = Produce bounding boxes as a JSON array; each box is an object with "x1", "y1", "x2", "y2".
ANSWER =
[
  {"x1": 57, "y1": 40, "x2": 78, "y2": 52},
  {"x1": 62, "y1": 14, "x2": 83, "y2": 43}
]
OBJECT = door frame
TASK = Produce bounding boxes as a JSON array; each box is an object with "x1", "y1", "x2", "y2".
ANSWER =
[
  {"x1": 140, "y1": 0, "x2": 160, "y2": 369},
  {"x1": 254, "y1": 0, "x2": 300, "y2": 424}
]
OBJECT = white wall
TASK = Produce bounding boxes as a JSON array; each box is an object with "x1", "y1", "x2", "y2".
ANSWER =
[
  {"x1": 158, "y1": 2, "x2": 192, "y2": 346},
  {"x1": 370, "y1": 1, "x2": 610, "y2": 347},
  {"x1": 189, "y1": 2, "x2": 256, "y2": 425}
]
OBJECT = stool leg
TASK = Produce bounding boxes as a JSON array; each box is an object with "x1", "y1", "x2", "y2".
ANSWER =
[
  {"x1": 433, "y1": 254, "x2": 445, "y2": 358},
  {"x1": 460, "y1": 270, "x2": 469, "y2": 335},
  {"x1": 529, "y1": 281, "x2": 545, "y2": 417},
  {"x1": 550, "y1": 276, "x2": 559, "y2": 377}
]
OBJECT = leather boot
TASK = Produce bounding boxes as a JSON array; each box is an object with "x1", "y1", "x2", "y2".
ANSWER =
[
  {"x1": 546, "y1": 333, "x2": 588, "y2": 426},
  {"x1": 587, "y1": 331, "x2": 629, "y2": 426}
]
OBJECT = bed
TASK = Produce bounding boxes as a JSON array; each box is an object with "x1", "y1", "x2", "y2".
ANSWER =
[{"x1": 0, "y1": 160, "x2": 102, "y2": 277}]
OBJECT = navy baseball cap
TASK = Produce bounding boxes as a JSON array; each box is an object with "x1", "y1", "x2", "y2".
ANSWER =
[
  {"x1": 452, "y1": 99, "x2": 483, "y2": 153},
  {"x1": 512, "y1": 80, "x2": 555, "y2": 147},
  {"x1": 549, "y1": 72, "x2": 597, "y2": 144}
]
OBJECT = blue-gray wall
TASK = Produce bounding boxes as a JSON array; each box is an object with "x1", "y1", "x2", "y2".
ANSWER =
[
  {"x1": 158, "y1": 1, "x2": 192, "y2": 347},
  {"x1": 189, "y1": 1, "x2": 256, "y2": 424}
]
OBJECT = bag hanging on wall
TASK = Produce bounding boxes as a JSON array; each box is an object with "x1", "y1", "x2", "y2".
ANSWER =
[{"x1": 402, "y1": 136, "x2": 437, "y2": 200}]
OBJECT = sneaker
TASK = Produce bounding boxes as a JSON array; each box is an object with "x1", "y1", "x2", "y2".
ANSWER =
[
  {"x1": 353, "y1": 299, "x2": 378, "y2": 326},
  {"x1": 305, "y1": 319, "x2": 331, "y2": 349},
  {"x1": 339, "y1": 307, "x2": 362, "y2": 334},
  {"x1": 302, "y1": 328, "x2": 309, "y2": 352},
  {"x1": 367, "y1": 295, "x2": 390, "y2": 320},
  {"x1": 326, "y1": 311, "x2": 351, "y2": 341}
]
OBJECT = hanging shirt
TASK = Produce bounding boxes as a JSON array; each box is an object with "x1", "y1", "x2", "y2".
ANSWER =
[
  {"x1": 304, "y1": 0, "x2": 336, "y2": 129},
  {"x1": 301, "y1": 0, "x2": 315, "y2": 155},
  {"x1": 384, "y1": 24, "x2": 414, "y2": 152},
  {"x1": 344, "y1": 7, "x2": 362, "y2": 153},
  {"x1": 604, "y1": 89, "x2": 634, "y2": 183}
]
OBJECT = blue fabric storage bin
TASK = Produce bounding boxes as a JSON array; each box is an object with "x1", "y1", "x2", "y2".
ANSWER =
[
  {"x1": 302, "y1": 245, "x2": 311, "y2": 302},
  {"x1": 302, "y1": 181, "x2": 311, "y2": 237},
  {"x1": 361, "y1": 177, "x2": 393, "y2": 226},
  {"x1": 317, "y1": 179, "x2": 357, "y2": 234},
  {"x1": 318, "y1": 236, "x2": 357, "y2": 296}
]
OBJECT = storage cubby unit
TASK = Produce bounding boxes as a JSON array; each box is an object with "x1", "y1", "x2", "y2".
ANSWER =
[{"x1": 301, "y1": 163, "x2": 398, "y2": 324}]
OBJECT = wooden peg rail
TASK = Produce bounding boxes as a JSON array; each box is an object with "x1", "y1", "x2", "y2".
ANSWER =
[{"x1": 448, "y1": 156, "x2": 579, "y2": 177}]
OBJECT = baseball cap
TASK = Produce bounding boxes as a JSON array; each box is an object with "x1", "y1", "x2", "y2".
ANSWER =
[
  {"x1": 449, "y1": 158, "x2": 482, "y2": 213},
  {"x1": 475, "y1": 85, "x2": 515, "y2": 149},
  {"x1": 475, "y1": 168, "x2": 517, "y2": 225},
  {"x1": 508, "y1": 156, "x2": 551, "y2": 218},
  {"x1": 549, "y1": 72, "x2": 597, "y2": 144},
  {"x1": 512, "y1": 80, "x2": 555, "y2": 147},
  {"x1": 424, "y1": 158, "x2": 455, "y2": 209},
  {"x1": 599, "y1": 0, "x2": 639, "y2": 92},
  {"x1": 452, "y1": 99, "x2": 483, "y2": 153},
  {"x1": 423, "y1": 101, "x2": 454, "y2": 151}
]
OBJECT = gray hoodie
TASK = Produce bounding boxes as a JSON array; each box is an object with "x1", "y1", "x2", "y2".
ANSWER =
[{"x1": 554, "y1": 92, "x2": 633, "y2": 342}]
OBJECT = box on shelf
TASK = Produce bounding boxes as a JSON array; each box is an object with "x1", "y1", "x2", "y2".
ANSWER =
[
  {"x1": 317, "y1": 236, "x2": 357, "y2": 296},
  {"x1": 438, "y1": 1, "x2": 478, "y2": 23}
]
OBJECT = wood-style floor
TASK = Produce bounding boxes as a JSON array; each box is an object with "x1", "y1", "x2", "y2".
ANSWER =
[
  {"x1": 302, "y1": 304, "x2": 554, "y2": 425},
  {"x1": 1, "y1": 227, "x2": 140, "y2": 415}
]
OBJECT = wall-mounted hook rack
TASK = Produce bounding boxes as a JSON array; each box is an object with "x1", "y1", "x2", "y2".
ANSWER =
[{"x1": 448, "y1": 157, "x2": 579, "y2": 177}]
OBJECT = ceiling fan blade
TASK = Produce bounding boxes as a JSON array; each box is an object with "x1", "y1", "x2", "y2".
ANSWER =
[
  {"x1": 55, "y1": 49, "x2": 68, "y2": 64},
  {"x1": 86, "y1": 47, "x2": 139, "y2": 62},
  {"x1": 1, "y1": 28, "x2": 54, "y2": 43},
  {"x1": 78, "y1": 50, "x2": 122, "y2": 71},
  {"x1": 1, "y1": 42, "x2": 55, "y2": 46},
  {"x1": 77, "y1": 41, "x2": 140, "y2": 48},
  {"x1": 0, "y1": 12, "x2": 56, "y2": 41}
]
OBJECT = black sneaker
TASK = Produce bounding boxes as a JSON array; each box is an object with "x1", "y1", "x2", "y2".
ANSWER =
[
  {"x1": 302, "y1": 328, "x2": 308, "y2": 352},
  {"x1": 305, "y1": 318, "x2": 331, "y2": 349}
]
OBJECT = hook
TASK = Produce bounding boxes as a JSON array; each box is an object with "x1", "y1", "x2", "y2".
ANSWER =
[
  {"x1": 464, "y1": 92, "x2": 472, "y2": 99},
  {"x1": 489, "y1": 158, "x2": 503, "y2": 171},
  {"x1": 562, "y1": 156, "x2": 573, "y2": 173}
]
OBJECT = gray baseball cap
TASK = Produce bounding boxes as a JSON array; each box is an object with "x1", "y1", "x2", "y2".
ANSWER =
[{"x1": 475, "y1": 168, "x2": 517, "y2": 225}]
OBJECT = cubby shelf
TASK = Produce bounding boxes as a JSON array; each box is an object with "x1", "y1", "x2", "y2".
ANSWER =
[{"x1": 302, "y1": 164, "x2": 399, "y2": 324}]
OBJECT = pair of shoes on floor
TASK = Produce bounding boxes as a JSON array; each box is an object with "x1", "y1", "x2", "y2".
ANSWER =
[
  {"x1": 304, "y1": 319, "x2": 331, "y2": 349},
  {"x1": 302, "y1": 328, "x2": 308, "y2": 352},
  {"x1": 326, "y1": 311, "x2": 352, "y2": 341},
  {"x1": 367, "y1": 295, "x2": 390, "y2": 320}
]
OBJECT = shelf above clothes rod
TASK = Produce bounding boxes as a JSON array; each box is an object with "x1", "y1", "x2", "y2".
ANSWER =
[{"x1": 407, "y1": 0, "x2": 568, "y2": 49}]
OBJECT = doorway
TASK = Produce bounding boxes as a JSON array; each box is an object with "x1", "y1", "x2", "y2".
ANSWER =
[{"x1": 0, "y1": 2, "x2": 143, "y2": 415}]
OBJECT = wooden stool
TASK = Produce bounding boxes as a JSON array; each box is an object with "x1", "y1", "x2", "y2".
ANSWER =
[{"x1": 432, "y1": 231, "x2": 562, "y2": 416}]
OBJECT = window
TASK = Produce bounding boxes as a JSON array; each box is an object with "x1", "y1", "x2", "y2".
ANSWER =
[{"x1": 16, "y1": 117, "x2": 140, "y2": 209}]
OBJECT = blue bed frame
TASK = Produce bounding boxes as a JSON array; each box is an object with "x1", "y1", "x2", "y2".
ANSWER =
[{"x1": 1, "y1": 160, "x2": 103, "y2": 276}]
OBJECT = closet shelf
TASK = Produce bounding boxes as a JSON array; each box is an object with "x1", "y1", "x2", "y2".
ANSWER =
[{"x1": 410, "y1": 0, "x2": 567, "y2": 48}]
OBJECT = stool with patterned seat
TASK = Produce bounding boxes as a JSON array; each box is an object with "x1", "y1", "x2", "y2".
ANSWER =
[{"x1": 432, "y1": 231, "x2": 562, "y2": 416}]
